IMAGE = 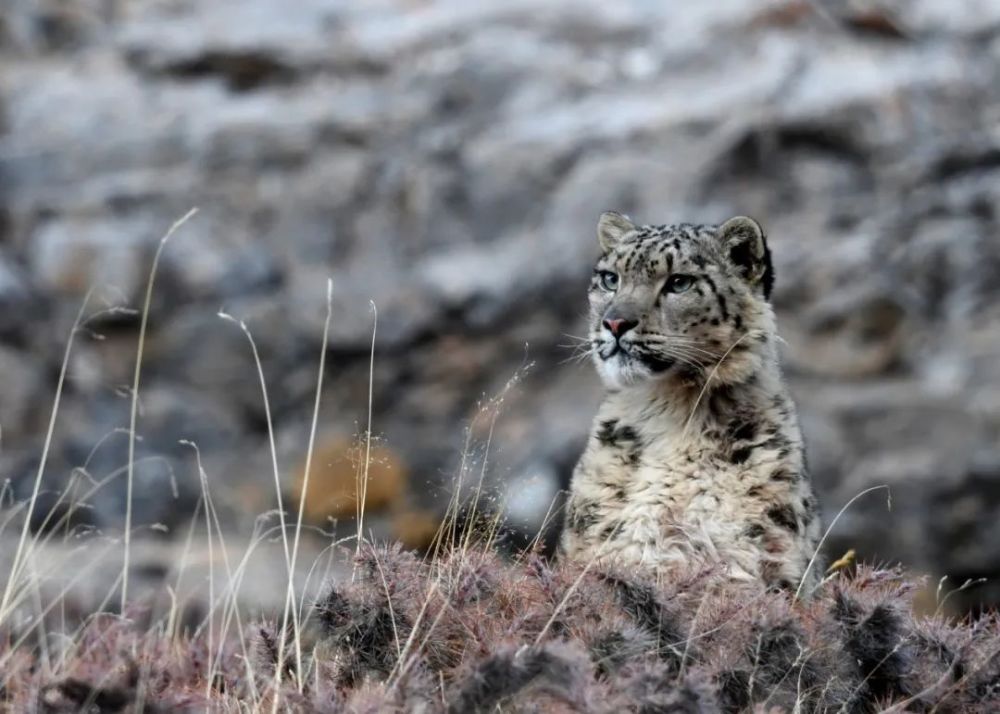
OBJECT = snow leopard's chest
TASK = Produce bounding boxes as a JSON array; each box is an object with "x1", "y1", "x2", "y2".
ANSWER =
[
  {"x1": 562, "y1": 407, "x2": 818, "y2": 585},
  {"x1": 575, "y1": 423, "x2": 763, "y2": 536}
]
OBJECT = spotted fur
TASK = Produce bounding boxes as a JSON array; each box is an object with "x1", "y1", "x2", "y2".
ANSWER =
[{"x1": 561, "y1": 212, "x2": 822, "y2": 591}]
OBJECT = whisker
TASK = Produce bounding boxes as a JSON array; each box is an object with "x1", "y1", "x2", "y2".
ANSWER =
[
  {"x1": 558, "y1": 340, "x2": 598, "y2": 351},
  {"x1": 631, "y1": 340, "x2": 721, "y2": 360},
  {"x1": 630, "y1": 346, "x2": 708, "y2": 374},
  {"x1": 640, "y1": 343, "x2": 698, "y2": 357},
  {"x1": 559, "y1": 344, "x2": 600, "y2": 365},
  {"x1": 639, "y1": 335, "x2": 721, "y2": 350},
  {"x1": 640, "y1": 334, "x2": 718, "y2": 345},
  {"x1": 643, "y1": 331, "x2": 715, "y2": 341},
  {"x1": 659, "y1": 355, "x2": 708, "y2": 373}
]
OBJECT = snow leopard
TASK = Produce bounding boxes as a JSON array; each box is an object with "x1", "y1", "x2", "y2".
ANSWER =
[{"x1": 560, "y1": 211, "x2": 822, "y2": 592}]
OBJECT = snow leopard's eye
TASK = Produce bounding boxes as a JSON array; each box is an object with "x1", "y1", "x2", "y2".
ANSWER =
[
  {"x1": 598, "y1": 270, "x2": 619, "y2": 292},
  {"x1": 664, "y1": 274, "x2": 695, "y2": 294}
]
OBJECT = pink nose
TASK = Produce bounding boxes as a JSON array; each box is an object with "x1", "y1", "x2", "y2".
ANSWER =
[{"x1": 603, "y1": 318, "x2": 637, "y2": 337}]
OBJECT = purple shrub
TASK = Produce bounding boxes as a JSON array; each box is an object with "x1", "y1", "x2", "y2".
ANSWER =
[
  {"x1": 447, "y1": 642, "x2": 590, "y2": 713},
  {"x1": 3, "y1": 545, "x2": 1000, "y2": 712},
  {"x1": 831, "y1": 588, "x2": 914, "y2": 709},
  {"x1": 610, "y1": 663, "x2": 719, "y2": 714},
  {"x1": 600, "y1": 573, "x2": 687, "y2": 668}
]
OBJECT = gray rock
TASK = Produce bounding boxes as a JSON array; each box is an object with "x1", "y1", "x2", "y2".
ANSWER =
[
  {"x1": 0, "y1": 250, "x2": 37, "y2": 340},
  {"x1": 0, "y1": 345, "x2": 44, "y2": 442},
  {"x1": 28, "y1": 215, "x2": 155, "y2": 298}
]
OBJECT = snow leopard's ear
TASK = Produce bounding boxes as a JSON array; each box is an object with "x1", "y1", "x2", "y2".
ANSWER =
[
  {"x1": 597, "y1": 211, "x2": 635, "y2": 252},
  {"x1": 718, "y1": 216, "x2": 774, "y2": 299}
]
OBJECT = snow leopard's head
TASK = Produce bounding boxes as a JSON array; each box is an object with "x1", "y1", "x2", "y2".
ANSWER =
[{"x1": 588, "y1": 212, "x2": 775, "y2": 389}]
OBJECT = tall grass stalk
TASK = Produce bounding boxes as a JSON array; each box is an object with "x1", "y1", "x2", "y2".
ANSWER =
[
  {"x1": 355, "y1": 301, "x2": 378, "y2": 564},
  {"x1": 1, "y1": 292, "x2": 94, "y2": 626},
  {"x1": 122, "y1": 208, "x2": 198, "y2": 610},
  {"x1": 217, "y1": 312, "x2": 298, "y2": 704},
  {"x1": 282, "y1": 278, "x2": 334, "y2": 689}
]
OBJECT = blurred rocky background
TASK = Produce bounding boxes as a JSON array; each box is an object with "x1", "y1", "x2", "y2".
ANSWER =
[{"x1": 2, "y1": 0, "x2": 1000, "y2": 610}]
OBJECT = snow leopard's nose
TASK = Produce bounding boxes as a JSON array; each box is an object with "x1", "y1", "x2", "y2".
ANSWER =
[{"x1": 603, "y1": 315, "x2": 639, "y2": 338}]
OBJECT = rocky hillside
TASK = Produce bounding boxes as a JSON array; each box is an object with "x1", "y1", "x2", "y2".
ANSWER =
[{"x1": 2, "y1": 0, "x2": 1000, "y2": 605}]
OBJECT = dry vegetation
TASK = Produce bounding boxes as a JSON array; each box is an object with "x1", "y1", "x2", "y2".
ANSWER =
[{"x1": 3, "y1": 544, "x2": 1000, "y2": 712}]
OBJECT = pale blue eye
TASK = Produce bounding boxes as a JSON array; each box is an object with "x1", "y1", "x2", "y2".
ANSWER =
[
  {"x1": 599, "y1": 271, "x2": 619, "y2": 291},
  {"x1": 665, "y1": 274, "x2": 695, "y2": 293}
]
